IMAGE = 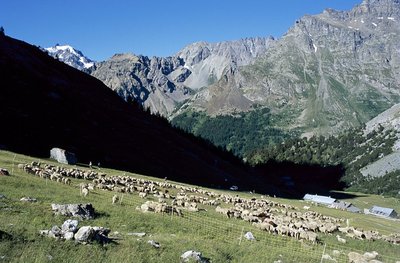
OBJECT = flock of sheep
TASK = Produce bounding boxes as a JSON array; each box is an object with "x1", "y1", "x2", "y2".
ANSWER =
[{"x1": 18, "y1": 161, "x2": 400, "y2": 245}]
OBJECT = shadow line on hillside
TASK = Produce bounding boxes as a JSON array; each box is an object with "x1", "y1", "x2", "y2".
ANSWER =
[{"x1": 252, "y1": 160, "x2": 355, "y2": 200}]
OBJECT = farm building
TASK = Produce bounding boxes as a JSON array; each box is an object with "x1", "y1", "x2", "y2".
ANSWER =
[
  {"x1": 303, "y1": 194, "x2": 336, "y2": 206},
  {"x1": 329, "y1": 201, "x2": 361, "y2": 213},
  {"x1": 369, "y1": 206, "x2": 398, "y2": 218}
]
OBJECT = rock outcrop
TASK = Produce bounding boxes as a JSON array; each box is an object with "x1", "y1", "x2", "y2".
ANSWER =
[
  {"x1": 217, "y1": 0, "x2": 400, "y2": 135},
  {"x1": 51, "y1": 203, "x2": 95, "y2": 219},
  {"x1": 95, "y1": 0, "x2": 400, "y2": 136},
  {"x1": 90, "y1": 37, "x2": 273, "y2": 117},
  {"x1": 180, "y1": 250, "x2": 209, "y2": 263},
  {"x1": 50, "y1": 148, "x2": 77, "y2": 165},
  {"x1": 40, "y1": 219, "x2": 111, "y2": 244}
]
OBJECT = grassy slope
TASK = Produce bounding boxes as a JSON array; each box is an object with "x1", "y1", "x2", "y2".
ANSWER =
[{"x1": 0, "y1": 150, "x2": 399, "y2": 263}]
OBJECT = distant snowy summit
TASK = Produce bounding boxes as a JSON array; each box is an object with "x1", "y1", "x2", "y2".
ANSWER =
[{"x1": 44, "y1": 44, "x2": 94, "y2": 71}]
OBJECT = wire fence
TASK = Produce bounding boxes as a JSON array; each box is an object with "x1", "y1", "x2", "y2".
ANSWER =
[
  {"x1": 8, "y1": 156, "x2": 399, "y2": 263},
  {"x1": 125, "y1": 197, "x2": 399, "y2": 263}
]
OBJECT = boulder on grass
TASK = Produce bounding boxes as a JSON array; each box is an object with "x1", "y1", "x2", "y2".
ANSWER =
[
  {"x1": 180, "y1": 250, "x2": 209, "y2": 263},
  {"x1": 61, "y1": 219, "x2": 79, "y2": 233},
  {"x1": 50, "y1": 148, "x2": 77, "y2": 165},
  {"x1": 244, "y1": 231, "x2": 256, "y2": 241},
  {"x1": 74, "y1": 226, "x2": 95, "y2": 243}
]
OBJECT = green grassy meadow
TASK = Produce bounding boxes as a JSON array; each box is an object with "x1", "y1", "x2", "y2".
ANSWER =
[{"x1": 0, "y1": 150, "x2": 399, "y2": 262}]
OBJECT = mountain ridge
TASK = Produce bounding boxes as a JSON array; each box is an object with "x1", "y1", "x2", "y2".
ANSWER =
[
  {"x1": 89, "y1": 37, "x2": 274, "y2": 117},
  {"x1": 213, "y1": 0, "x2": 400, "y2": 135},
  {"x1": 42, "y1": 0, "x2": 400, "y2": 140}
]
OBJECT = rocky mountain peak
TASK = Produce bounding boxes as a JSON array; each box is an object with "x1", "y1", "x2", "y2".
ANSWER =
[
  {"x1": 352, "y1": 0, "x2": 400, "y2": 18},
  {"x1": 199, "y1": 0, "x2": 400, "y2": 136},
  {"x1": 90, "y1": 37, "x2": 273, "y2": 116},
  {"x1": 109, "y1": 53, "x2": 140, "y2": 62},
  {"x1": 177, "y1": 37, "x2": 273, "y2": 68},
  {"x1": 84, "y1": 0, "x2": 400, "y2": 137}
]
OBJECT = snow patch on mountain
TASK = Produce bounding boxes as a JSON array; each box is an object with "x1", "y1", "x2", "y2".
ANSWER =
[{"x1": 44, "y1": 44, "x2": 94, "y2": 71}]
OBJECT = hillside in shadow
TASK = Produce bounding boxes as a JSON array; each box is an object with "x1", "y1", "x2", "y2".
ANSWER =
[
  {"x1": 254, "y1": 160, "x2": 350, "y2": 199},
  {"x1": 0, "y1": 34, "x2": 349, "y2": 199}
]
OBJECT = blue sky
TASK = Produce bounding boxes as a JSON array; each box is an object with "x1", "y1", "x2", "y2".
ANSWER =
[{"x1": 1, "y1": 0, "x2": 361, "y2": 61}]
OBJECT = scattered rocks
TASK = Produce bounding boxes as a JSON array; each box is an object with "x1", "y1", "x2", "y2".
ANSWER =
[
  {"x1": 64, "y1": 231, "x2": 74, "y2": 241},
  {"x1": 20, "y1": 197, "x2": 37, "y2": 202},
  {"x1": 39, "y1": 230, "x2": 50, "y2": 236},
  {"x1": 61, "y1": 219, "x2": 79, "y2": 233},
  {"x1": 180, "y1": 250, "x2": 209, "y2": 263},
  {"x1": 348, "y1": 251, "x2": 379, "y2": 263},
  {"x1": 50, "y1": 225, "x2": 62, "y2": 238},
  {"x1": 50, "y1": 147, "x2": 77, "y2": 165},
  {"x1": 92, "y1": 227, "x2": 112, "y2": 244},
  {"x1": 244, "y1": 231, "x2": 256, "y2": 241},
  {"x1": 147, "y1": 240, "x2": 160, "y2": 248},
  {"x1": 0, "y1": 168, "x2": 9, "y2": 176},
  {"x1": 126, "y1": 232, "x2": 146, "y2": 237},
  {"x1": 109, "y1": 231, "x2": 123, "y2": 239},
  {"x1": 74, "y1": 226, "x2": 95, "y2": 243},
  {"x1": 51, "y1": 203, "x2": 95, "y2": 219},
  {"x1": 40, "y1": 219, "x2": 111, "y2": 244}
]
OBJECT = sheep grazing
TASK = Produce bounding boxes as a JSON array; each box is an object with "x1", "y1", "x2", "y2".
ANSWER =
[
  {"x1": 112, "y1": 195, "x2": 120, "y2": 204},
  {"x1": 336, "y1": 235, "x2": 346, "y2": 244},
  {"x1": 62, "y1": 177, "x2": 71, "y2": 185},
  {"x1": 139, "y1": 192, "x2": 147, "y2": 199},
  {"x1": 363, "y1": 251, "x2": 378, "y2": 261},
  {"x1": 17, "y1": 161, "x2": 395, "y2": 245},
  {"x1": 82, "y1": 187, "x2": 89, "y2": 197}
]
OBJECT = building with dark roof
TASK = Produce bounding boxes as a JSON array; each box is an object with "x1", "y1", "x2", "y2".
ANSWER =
[
  {"x1": 369, "y1": 206, "x2": 398, "y2": 218},
  {"x1": 303, "y1": 194, "x2": 336, "y2": 206},
  {"x1": 330, "y1": 201, "x2": 361, "y2": 213}
]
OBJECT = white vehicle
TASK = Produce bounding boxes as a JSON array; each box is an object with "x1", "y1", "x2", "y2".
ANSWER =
[{"x1": 230, "y1": 185, "x2": 238, "y2": 191}]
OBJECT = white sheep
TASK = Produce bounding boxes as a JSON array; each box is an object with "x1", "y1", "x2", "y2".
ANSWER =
[
  {"x1": 336, "y1": 235, "x2": 346, "y2": 244},
  {"x1": 82, "y1": 187, "x2": 89, "y2": 197},
  {"x1": 112, "y1": 195, "x2": 120, "y2": 204},
  {"x1": 363, "y1": 251, "x2": 378, "y2": 260},
  {"x1": 139, "y1": 192, "x2": 147, "y2": 198}
]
